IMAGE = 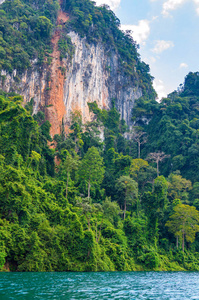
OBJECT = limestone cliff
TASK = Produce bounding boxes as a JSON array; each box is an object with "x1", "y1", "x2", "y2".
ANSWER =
[
  {"x1": 63, "y1": 31, "x2": 142, "y2": 130},
  {"x1": 0, "y1": 4, "x2": 144, "y2": 137},
  {"x1": 0, "y1": 32, "x2": 142, "y2": 135}
]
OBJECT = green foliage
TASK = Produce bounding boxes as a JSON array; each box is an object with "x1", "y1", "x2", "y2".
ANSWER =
[
  {"x1": 167, "y1": 173, "x2": 192, "y2": 203},
  {"x1": 102, "y1": 197, "x2": 121, "y2": 225},
  {"x1": 142, "y1": 176, "x2": 168, "y2": 245},
  {"x1": 132, "y1": 72, "x2": 199, "y2": 182},
  {"x1": 0, "y1": 93, "x2": 54, "y2": 174},
  {"x1": 138, "y1": 250, "x2": 159, "y2": 269},
  {"x1": 0, "y1": 0, "x2": 59, "y2": 73},
  {"x1": 58, "y1": 34, "x2": 75, "y2": 61},
  {"x1": 166, "y1": 204, "x2": 199, "y2": 251},
  {"x1": 181, "y1": 72, "x2": 199, "y2": 96},
  {"x1": 78, "y1": 146, "x2": 105, "y2": 199},
  {"x1": 0, "y1": 243, "x2": 6, "y2": 270},
  {"x1": 1, "y1": 71, "x2": 199, "y2": 271},
  {"x1": 115, "y1": 176, "x2": 138, "y2": 219}
]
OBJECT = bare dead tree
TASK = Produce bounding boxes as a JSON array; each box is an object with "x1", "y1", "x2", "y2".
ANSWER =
[
  {"x1": 147, "y1": 151, "x2": 170, "y2": 177},
  {"x1": 133, "y1": 131, "x2": 147, "y2": 159}
]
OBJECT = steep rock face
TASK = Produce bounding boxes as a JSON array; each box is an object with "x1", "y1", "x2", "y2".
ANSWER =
[
  {"x1": 0, "y1": 30, "x2": 142, "y2": 135},
  {"x1": 63, "y1": 32, "x2": 142, "y2": 130},
  {"x1": 0, "y1": 65, "x2": 47, "y2": 115}
]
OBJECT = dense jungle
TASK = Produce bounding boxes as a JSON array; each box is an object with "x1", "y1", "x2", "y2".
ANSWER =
[{"x1": 1, "y1": 0, "x2": 199, "y2": 272}]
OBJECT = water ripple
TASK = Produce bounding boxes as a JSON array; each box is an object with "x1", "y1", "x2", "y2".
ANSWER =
[{"x1": 0, "y1": 272, "x2": 199, "y2": 299}]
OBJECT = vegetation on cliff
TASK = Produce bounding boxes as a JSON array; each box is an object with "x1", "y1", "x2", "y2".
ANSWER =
[
  {"x1": 0, "y1": 0, "x2": 60, "y2": 73},
  {"x1": 63, "y1": 0, "x2": 155, "y2": 96},
  {"x1": 1, "y1": 74, "x2": 199, "y2": 271},
  {"x1": 0, "y1": 0, "x2": 156, "y2": 99}
]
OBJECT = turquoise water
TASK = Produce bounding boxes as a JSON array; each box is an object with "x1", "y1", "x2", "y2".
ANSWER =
[{"x1": 0, "y1": 272, "x2": 199, "y2": 299}]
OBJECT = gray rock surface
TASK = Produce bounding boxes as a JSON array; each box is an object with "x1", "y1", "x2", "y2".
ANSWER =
[{"x1": 0, "y1": 31, "x2": 142, "y2": 132}]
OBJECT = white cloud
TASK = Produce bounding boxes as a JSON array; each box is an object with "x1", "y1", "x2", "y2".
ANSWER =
[
  {"x1": 94, "y1": 0, "x2": 121, "y2": 10},
  {"x1": 162, "y1": 0, "x2": 199, "y2": 16},
  {"x1": 153, "y1": 79, "x2": 167, "y2": 100},
  {"x1": 120, "y1": 20, "x2": 150, "y2": 45},
  {"x1": 193, "y1": 0, "x2": 199, "y2": 14},
  {"x1": 180, "y1": 62, "x2": 188, "y2": 68},
  {"x1": 152, "y1": 40, "x2": 174, "y2": 54},
  {"x1": 162, "y1": 0, "x2": 187, "y2": 16}
]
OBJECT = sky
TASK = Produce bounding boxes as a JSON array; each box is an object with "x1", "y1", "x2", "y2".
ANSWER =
[{"x1": 95, "y1": 0, "x2": 199, "y2": 100}]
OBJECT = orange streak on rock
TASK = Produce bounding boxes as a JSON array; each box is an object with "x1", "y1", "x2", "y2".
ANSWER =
[
  {"x1": 46, "y1": 11, "x2": 69, "y2": 138},
  {"x1": 58, "y1": 11, "x2": 69, "y2": 24}
]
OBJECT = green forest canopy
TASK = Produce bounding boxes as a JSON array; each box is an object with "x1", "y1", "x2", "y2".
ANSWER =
[{"x1": 1, "y1": 72, "x2": 199, "y2": 271}]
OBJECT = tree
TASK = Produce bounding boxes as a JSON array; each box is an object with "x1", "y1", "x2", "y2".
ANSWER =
[
  {"x1": 30, "y1": 150, "x2": 41, "y2": 174},
  {"x1": 147, "y1": 151, "x2": 170, "y2": 177},
  {"x1": 166, "y1": 204, "x2": 199, "y2": 251},
  {"x1": 78, "y1": 147, "x2": 105, "y2": 199},
  {"x1": 115, "y1": 176, "x2": 138, "y2": 219},
  {"x1": 82, "y1": 121, "x2": 103, "y2": 154},
  {"x1": 77, "y1": 197, "x2": 93, "y2": 231},
  {"x1": 69, "y1": 111, "x2": 84, "y2": 153},
  {"x1": 34, "y1": 16, "x2": 53, "y2": 39},
  {"x1": 142, "y1": 176, "x2": 168, "y2": 244},
  {"x1": 167, "y1": 173, "x2": 192, "y2": 203},
  {"x1": 77, "y1": 198, "x2": 103, "y2": 242},
  {"x1": 102, "y1": 197, "x2": 121, "y2": 225},
  {"x1": 61, "y1": 151, "x2": 79, "y2": 199},
  {"x1": 190, "y1": 182, "x2": 199, "y2": 204},
  {"x1": 132, "y1": 129, "x2": 147, "y2": 159},
  {"x1": 130, "y1": 158, "x2": 149, "y2": 181},
  {"x1": 93, "y1": 203, "x2": 104, "y2": 243}
]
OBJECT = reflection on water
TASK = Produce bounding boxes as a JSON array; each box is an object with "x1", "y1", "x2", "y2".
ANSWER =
[{"x1": 0, "y1": 272, "x2": 199, "y2": 299}]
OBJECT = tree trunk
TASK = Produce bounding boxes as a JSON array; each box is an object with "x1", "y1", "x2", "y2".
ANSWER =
[{"x1": 157, "y1": 160, "x2": 159, "y2": 177}]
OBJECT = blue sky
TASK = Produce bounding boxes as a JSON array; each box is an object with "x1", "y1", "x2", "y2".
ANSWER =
[{"x1": 95, "y1": 0, "x2": 199, "y2": 99}]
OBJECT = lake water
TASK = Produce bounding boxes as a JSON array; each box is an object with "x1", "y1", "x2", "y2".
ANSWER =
[{"x1": 0, "y1": 272, "x2": 199, "y2": 299}]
